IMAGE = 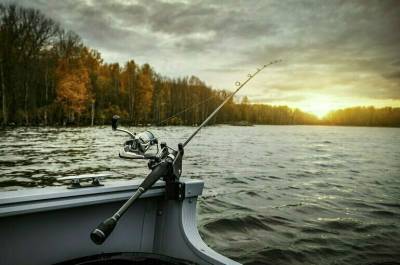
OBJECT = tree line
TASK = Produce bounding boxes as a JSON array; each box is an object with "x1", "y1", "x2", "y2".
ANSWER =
[
  {"x1": 1, "y1": 4, "x2": 399, "y2": 128},
  {"x1": 323, "y1": 107, "x2": 400, "y2": 127}
]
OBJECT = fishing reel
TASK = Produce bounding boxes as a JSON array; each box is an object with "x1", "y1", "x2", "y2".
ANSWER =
[
  {"x1": 112, "y1": 115, "x2": 159, "y2": 159},
  {"x1": 111, "y1": 115, "x2": 175, "y2": 171}
]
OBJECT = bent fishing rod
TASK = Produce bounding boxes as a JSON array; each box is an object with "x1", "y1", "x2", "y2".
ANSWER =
[{"x1": 90, "y1": 60, "x2": 281, "y2": 244}]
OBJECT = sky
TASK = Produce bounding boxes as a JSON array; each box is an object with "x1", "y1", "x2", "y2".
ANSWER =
[{"x1": 9, "y1": 0, "x2": 400, "y2": 117}]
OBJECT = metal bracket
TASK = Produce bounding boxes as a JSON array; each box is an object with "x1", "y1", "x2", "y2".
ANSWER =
[
  {"x1": 162, "y1": 143, "x2": 185, "y2": 201},
  {"x1": 165, "y1": 181, "x2": 185, "y2": 201},
  {"x1": 58, "y1": 174, "x2": 111, "y2": 189},
  {"x1": 172, "y1": 143, "x2": 184, "y2": 178}
]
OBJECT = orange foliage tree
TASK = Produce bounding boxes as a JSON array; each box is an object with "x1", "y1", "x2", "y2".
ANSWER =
[
  {"x1": 56, "y1": 58, "x2": 90, "y2": 123},
  {"x1": 135, "y1": 64, "x2": 154, "y2": 124}
]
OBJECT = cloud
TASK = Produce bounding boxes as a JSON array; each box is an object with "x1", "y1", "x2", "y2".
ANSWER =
[
  {"x1": 383, "y1": 70, "x2": 400, "y2": 80},
  {"x1": 252, "y1": 94, "x2": 307, "y2": 104},
  {"x1": 9, "y1": 0, "x2": 400, "y2": 106}
]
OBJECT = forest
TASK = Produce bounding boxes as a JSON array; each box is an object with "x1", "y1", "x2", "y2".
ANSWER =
[
  {"x1": 1, "y1": 4, "x2": 399, "y2": 127},
  {"x1": 323, "y1": 107, "x2": 400, "y2": 127}
]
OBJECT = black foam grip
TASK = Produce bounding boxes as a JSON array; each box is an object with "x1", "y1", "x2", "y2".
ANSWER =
[
  {"x1": 90, "y1": 217, "x2": 117, "y2": 245},
  {"x1": 139, "y1": 160, "x2": 171, "y2": 190}
]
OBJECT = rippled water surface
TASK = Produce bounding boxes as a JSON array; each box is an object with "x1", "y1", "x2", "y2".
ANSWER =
[{"x1": 1, "y1": 125, "x2": 400, "y2": 265}]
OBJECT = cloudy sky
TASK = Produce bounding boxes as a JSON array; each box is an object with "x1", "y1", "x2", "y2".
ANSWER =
[{"x1": 11, "y1": 0, "x2": 400, "y2": 117}]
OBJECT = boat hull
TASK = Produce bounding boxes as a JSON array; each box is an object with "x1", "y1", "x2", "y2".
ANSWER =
[{"x1": 0, "y1": 178, "x2": 240, "y2": 265}]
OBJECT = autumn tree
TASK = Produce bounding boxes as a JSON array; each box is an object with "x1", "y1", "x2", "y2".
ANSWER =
[
  {"x1": 135, "y1": 64, "x2": 153, "y2": 124},
  {"x1": 121, "y1": 60, "x2": 137, "y2": 123},
  {"x1": 79, "y1": 47, "x2": 102, "y2": 125},
  {"x1": 0, "y1": 4, "x2": 60, "y2": 125},
  {"x1": 55, "y1": 57, "x2": 90, "y2": 124}
]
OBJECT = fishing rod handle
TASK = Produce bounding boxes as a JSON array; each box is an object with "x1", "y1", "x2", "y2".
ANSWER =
[
  {"x1": 90, "y1": 160, "x2": 171, "y2": 245},
  {"x1": 90, "y1": 216, "x2": 118, "y2": 245},
  {"x1": 90, "y1": 187, "x2": 145, "y2": 245}
]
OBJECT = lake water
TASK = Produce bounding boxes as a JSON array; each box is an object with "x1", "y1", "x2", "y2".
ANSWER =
[{"x1": 1, "y1": 125, "x2": 399, "y2": 265}]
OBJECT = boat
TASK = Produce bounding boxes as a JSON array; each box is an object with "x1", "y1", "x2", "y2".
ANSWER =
[
  {"x1": 0, "y1": 175, "x2": 239, "y2": 265},
  {"x1": 0, "y1": 62, "x2": 280, "y2": 265}
]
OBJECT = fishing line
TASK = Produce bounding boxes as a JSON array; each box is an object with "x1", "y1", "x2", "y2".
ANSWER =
[
  {"x1": 183, "y1": 59, "x2": 282, "y2": 147},
  {"x1": 158, "y1": 60, "x2": 281, "y2": 126},
  {"x1": 158, "y1": 94, "x2": 218, "y2": 125}
]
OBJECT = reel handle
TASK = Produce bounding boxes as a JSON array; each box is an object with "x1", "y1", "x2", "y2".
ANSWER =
[
  {"x1": 111, "y1": 115, "x2": 136, "y2": 138},
  {"x1": 111, "y1": 115, "x2": 119, "y2": 130}
]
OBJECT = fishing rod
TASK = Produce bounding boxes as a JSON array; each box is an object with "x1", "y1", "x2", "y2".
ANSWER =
[{"x1": 90, "y1": 60, "x2": 281, "y2": 245}]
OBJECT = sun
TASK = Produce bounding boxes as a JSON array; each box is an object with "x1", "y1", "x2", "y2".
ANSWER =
[
  {"x1": 297, "y1": 96, "x2": 338, "y2": 119},
  {"x1": 305, "y1": 102, "x2": 334, "y2": 119}
]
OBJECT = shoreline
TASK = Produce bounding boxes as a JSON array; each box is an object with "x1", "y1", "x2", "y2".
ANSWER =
[{"x1": 1, "y1": 123, "x2": 399, "y2": 129}]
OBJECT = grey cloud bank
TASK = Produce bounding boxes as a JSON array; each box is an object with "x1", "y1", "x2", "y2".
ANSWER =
[{"x1": 9, "y1": 0, "x2": 400, "y2": 111}]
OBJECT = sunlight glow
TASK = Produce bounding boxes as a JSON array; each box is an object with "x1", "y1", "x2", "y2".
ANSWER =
[
  {"x1": 294, "y1": 96, "x2": 339, "y2": 119},
  {"x1": 289, "y1": 96, "x2": 400, "y2": 119},
  {"x1": 303, "y1": 103, "x2": 334, "y2": 118}
]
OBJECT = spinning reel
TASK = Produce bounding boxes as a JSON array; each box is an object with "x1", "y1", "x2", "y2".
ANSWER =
[
  {"x1": 112, "y1": 115, "x2": 160, "y2": 160},
  {"x1": 111, "y1": 115, "x2": 178, "y2": 170}
]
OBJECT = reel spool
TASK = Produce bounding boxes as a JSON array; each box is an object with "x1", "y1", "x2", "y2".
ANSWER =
[{"x1": 112, "y1": 115, "x2": 159, "y2": 159}]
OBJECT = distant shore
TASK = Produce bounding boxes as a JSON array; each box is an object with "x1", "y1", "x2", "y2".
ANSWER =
[{"x1": 1, "y1": 123, "x2": 399, "y2": 129}]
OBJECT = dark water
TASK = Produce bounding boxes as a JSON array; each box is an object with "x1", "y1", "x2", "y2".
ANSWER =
[{"x1": 1, "y1": 125, "x2": 400, "y2": 265}]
